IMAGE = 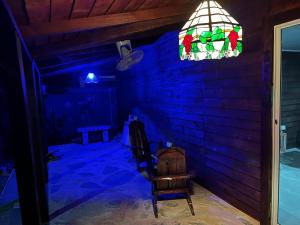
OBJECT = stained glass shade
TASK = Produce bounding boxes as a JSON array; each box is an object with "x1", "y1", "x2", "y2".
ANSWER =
[{"x1": 179, "y1": 0, "x2": 243, "y2": 61}]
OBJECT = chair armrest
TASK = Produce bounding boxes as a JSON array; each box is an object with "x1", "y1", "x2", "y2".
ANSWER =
[{"x1": 151, "y1": 174, "x2": 191, "y2": 181}]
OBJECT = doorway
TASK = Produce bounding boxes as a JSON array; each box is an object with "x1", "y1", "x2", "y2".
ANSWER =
[{"x1": 272, "y1": 19, "x2": 300, "y2": 225}]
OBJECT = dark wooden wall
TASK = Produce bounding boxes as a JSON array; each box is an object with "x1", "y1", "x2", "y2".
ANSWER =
[
  {"x1": 0, "y1": 87, "x2": 11, "y2": 162},
  {"x1": 281, "y1": 52, "x2": 300, "y2": 149},
  {"x1": 117, "y1": 0, "x2": 267, "y2": 220}
]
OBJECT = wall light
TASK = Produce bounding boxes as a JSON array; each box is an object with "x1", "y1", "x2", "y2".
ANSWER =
[{"x1": 85, "y1": 72, "x2": 99, "y2": 84}]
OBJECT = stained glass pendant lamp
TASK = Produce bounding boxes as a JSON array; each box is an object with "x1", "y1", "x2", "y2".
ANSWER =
[{"x1": 179, "y1": 0, "x2": 243, "y2": 61}]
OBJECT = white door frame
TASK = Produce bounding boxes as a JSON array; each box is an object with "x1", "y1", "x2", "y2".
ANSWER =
[{"x1": 272, "y1": 18, "x2": 300, "y2": 225}]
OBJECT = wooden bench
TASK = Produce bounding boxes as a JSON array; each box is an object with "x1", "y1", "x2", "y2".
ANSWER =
[{"x1": 77, "y1": 125, "x2": 111, "y2": 145}]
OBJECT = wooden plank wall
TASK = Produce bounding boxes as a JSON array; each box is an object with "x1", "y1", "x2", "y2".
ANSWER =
[
  {"x1": 281, "y1": 52, "x2": 300, "y2": 149},
  {"x1": 117, "y1": 0, "x2": 267, "y2": 220}
]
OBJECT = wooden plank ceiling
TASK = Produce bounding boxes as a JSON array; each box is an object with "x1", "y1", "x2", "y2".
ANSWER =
[{"x1": 6, "y1": 0, "x2": 197, "y2": 75}]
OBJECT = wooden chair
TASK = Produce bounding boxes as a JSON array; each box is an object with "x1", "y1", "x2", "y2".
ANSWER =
[
  {"x1": 150, "y1": 147, "x2": 195, "y2": 218},
  {"x1": 129, "y1": 120, "x2": 154, "y2": 172}
]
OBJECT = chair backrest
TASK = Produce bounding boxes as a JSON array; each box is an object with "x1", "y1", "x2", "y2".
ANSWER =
[
  {"x1": 129, "y1": 120, "x2": 148, "y2": 149},
  {"x1": 156, "y1": 147, "x2": 187, "y2": 190}
]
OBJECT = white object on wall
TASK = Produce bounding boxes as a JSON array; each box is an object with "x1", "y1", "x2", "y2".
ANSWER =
[{"x1": 280, "y1": 125, "x2": 287, "y2": 153}]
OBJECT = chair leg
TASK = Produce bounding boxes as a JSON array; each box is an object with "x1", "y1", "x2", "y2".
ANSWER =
[
  {"x1": 152, "y1": 195, "x2": 158, "y2": 218},
  {"x1": 186, "y1": 194, "x2": 195, "y2": 216}
]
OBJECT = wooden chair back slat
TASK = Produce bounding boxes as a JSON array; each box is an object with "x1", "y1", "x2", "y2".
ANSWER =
[{"x1": 156, "y1": 147, "x2": 187, "y2": 190}]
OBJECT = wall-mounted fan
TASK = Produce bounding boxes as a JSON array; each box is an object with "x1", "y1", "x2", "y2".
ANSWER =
[{"x1": 116, "y1": 40, "x2": 144, "y2": 71}]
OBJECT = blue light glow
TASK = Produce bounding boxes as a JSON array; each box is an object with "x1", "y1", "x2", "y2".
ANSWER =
[
  {"x1": 85, "y1": 72, "x2": 99, "y2": 84},
  {"x1": 87, "y1": 73, "x2": 95, "y2": 80}
]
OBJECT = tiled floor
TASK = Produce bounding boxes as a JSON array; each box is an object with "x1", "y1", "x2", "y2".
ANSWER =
[
  {"x1": 48, "y1": 140, "x2": 259, "y2": 225},
  {"x1": 279, "y1": 149, "x2": 300, "y2": 225}
]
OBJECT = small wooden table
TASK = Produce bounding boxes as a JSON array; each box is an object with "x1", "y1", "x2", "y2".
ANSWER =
[{"x1": 77, "y1": 125, "x2": 111, "y2": 145}]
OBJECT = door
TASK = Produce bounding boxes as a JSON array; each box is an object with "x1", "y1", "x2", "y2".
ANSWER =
[{"x1": 272, "y1": 19, "x2": 300, "y2": 225}]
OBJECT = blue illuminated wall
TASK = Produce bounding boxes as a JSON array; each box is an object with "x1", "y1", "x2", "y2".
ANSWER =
[
  {"x1": 44, "y1": 64, "x2": 119, "y2": 145},
  {"x1": 45, "y1": 87, "x2": 118, "y2": 144},
  {"x1": 117, "y1": 15, "x2": 265, "y2": 219}
]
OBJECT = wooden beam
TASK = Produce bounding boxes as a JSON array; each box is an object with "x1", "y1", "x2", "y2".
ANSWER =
[
  {"x1": 89, "y1": 0, "x2": 115, "y2": 16},
  {"x1": 107, "y1": 0, "x2": 132, "y2": 14},
  {"x1": 6, "y1": 0, "x2": 29, "y2": 25},
  {"x1": 41, "y1": 55, "x2": 117, "y2": 77},
  {"x1": 32, "y1": 15, "x2": 187, "y2": 58},
  {"x1": 71, "y1": 0, "x2": 95, "y2": 18},
  {"x1": 39, "y1": 46, "x2": 117, "y2": 71},
  {"x1": 49, "y1": 0, "x2": 74, "y2": 43},
  {"x1": 124, "y1": 0, "x2": 146, "y2": 12},
  {"x1": 51, "y1": 0, "x2": 74, "y2": 21},
  {"x1": 139, "y1": 0, "x2": 161, "y2": 9},
  {"x1": 20, "y1": 4, "x2": 194, "y2": 38},
  {"x1": 24, "y1": 0, "x2": 50, "y2": 23},
  {"x1": 269, "y1": 1, "x2": 300, "y2": 16}
]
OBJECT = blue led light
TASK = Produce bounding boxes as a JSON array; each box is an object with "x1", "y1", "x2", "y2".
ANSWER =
[
  {"x1": 85, "y1": 72, "x2": 99, "y2": 84},
  {"x1": 87, "y1": 73, "x2": 95, "y2": 80}
]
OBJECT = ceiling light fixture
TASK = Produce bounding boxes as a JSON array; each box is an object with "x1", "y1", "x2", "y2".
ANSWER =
[{"x1": 179, "y1": 0, "x2": 243, "y2": 61}]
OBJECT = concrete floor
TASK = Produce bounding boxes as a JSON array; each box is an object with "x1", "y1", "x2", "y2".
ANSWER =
[
  {"x1": 48, "y1": 140, "x2": 259, "y2": 225},
  {"x1": 279, "y1": 149, "x2": 300, "y2": 225}
]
